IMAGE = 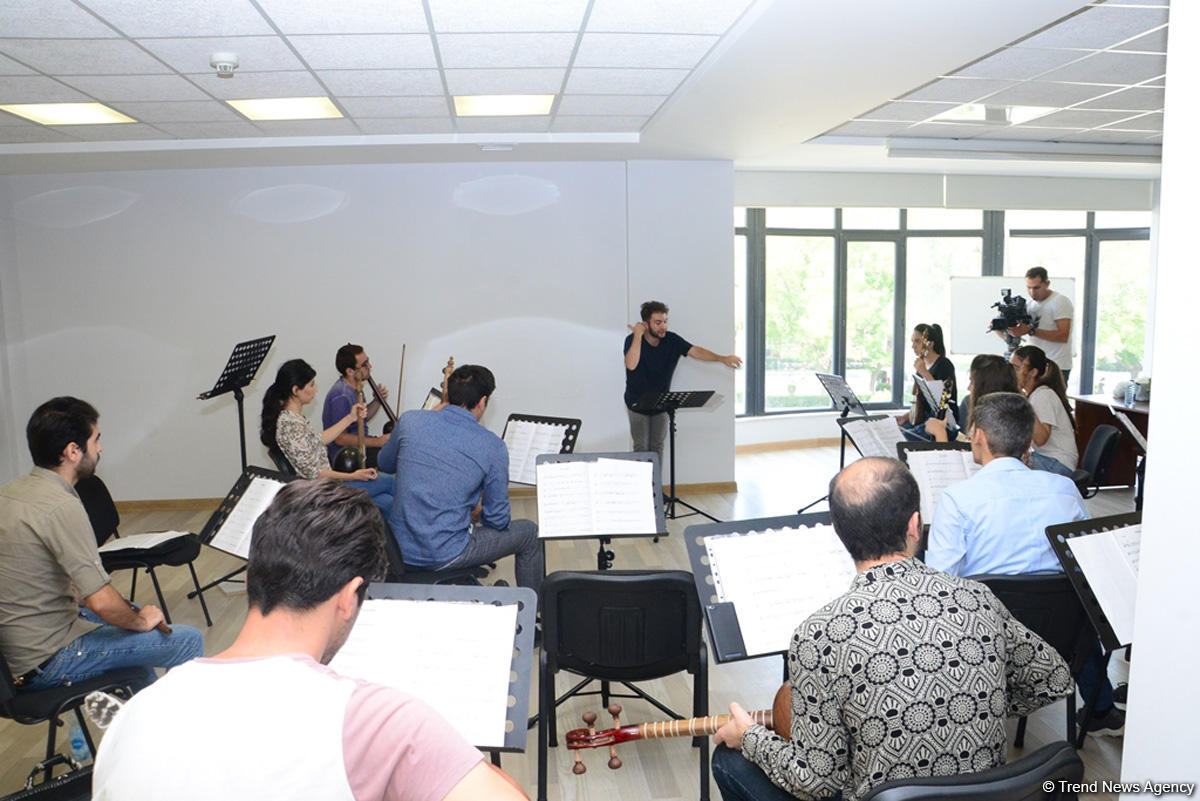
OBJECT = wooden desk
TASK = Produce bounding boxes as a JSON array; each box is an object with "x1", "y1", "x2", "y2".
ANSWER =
[{"x1": 1071, "y1": 394, "x2": 1149, "y2": 486}]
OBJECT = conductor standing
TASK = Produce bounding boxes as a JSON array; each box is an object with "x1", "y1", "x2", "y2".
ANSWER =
[{"x1": 623, "y1": 300, "x2": 741, "y2": 468}]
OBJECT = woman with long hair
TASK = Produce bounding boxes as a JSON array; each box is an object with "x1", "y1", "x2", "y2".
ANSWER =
[
  {"x1": 925, "y1": 354, "x2": 1018, "y2": 442},
  {"x1": 260, "y1": 358, "x2": 393, "y2": 512},
  {"x1": 895, "y1": 322, "x2": 958, "y2": 441},
  {"x1": 1011, "y1": 345, "x2": 1078, "y2": 475}
]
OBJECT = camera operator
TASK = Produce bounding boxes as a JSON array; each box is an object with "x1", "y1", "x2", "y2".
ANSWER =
[{"x1": 1001, "y1": 266, "x2": 1074, "y2": 384}]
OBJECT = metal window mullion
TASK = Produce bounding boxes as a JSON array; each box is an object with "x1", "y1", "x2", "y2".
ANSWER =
[
  {"x1": 746, "y1": 208, "x2": 766, "y2": 416},
  {"x1": 983, "y1": 210, "x2": 1004, "y2": 275},
  {"x1": 1079, "y1": 215, "x2": 1100, "y2": 394},
  {"x1": 893, "y1": 237, "x2": 907, "y2": 406}
]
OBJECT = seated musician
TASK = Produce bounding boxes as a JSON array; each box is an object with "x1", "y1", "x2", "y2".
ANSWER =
[
  {"x1": 377, "y1": 364, "x2": 542, "y2": 594},
  {"x1": 323, "y1": 343, "x2": 391, "y2": 469},
  {"x1": 923, "y1": 354, "x2": 1018, "y2": 442},
  {"x1": 260, "y1": 358, "x2": 393, "y2": 515},
  {"x1": 712, "y1": 457, "x2": 1071, "y2": 801},
  {"x1": 93, "y1": 479, "x2": 528, "y2": 801}
]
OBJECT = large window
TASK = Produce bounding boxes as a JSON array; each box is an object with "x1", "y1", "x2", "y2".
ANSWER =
[{"x1": 735, "y1": 207, "x2": 1150, "y2": 416}]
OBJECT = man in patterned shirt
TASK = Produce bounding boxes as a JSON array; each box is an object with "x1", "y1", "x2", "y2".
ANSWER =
[{"x1": 712, "y1": 457, "x2": 1072, "y2": 801}]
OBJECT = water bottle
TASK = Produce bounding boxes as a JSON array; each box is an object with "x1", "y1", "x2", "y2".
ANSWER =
[
  {"x1": 1124, "y1": 379, "x2": 1137, "y2": 406},
  {"x1": 67, "y1": 720, "x2": 90, "y2": 763}
]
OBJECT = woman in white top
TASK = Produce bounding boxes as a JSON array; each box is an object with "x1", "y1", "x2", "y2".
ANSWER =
[{"x1": 1011, "y1": 345, "x2": 1078, "y2": 476}]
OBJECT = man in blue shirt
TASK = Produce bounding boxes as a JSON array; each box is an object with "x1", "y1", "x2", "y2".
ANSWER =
[
  {"x1": 377, "y1": 365, "x2": 541, "y2": 594},
  {"x1": 322, "y1": 343, "x2": 391, "y2": 468},
  {"x1": 926, "y1": 391, "x2": 1121, "y2": 737}
]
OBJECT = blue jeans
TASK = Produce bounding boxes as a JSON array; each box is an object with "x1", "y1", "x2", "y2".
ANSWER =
[
  {"x1": 1077, "y1": 638, "x2": 1115, "y2": 714},
  {"x1": 21, "y1": 609, "x2": 203, "y2": 693},
  {"x1": 436, "y1": 519, "x2": 543, "y2": 595},
  {"x1": 345, "y1": 473, "x2": 394, "y2": 517},
  {"x1": 712, "y1": 744, "x2": 835, "y2": 801},
  {"x1": 900, "y1": 420, "x2": 958, "y2": 443},
  {"x1": 1029, "y1": 451, "x2": 1074, "y2": 477}
]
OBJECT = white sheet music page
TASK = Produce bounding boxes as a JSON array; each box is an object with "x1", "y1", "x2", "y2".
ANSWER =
[
  {"x1": 98, "y1": 530, "x2": 190, "y2": 553},
  {"x1": 208, "y1": 476, "x2": 285, "y2": 559},
  {"x1": 504, "y1": 420, "x2": 537, "y2": 484},
  {"x1": 844, "y1": 418, "x2": 907, "y2": 459},
  {"x1": 329, "y1": 599, "x2": 517, "y2": 748},
  {"x1": 904, "y1": 450, "x2": 980, "y2": 522},
  {"x1": 705, "y1": 527, "x2": 856, "y2": 657},
  {"x1": 590, "y1": 458, "x2": 656, "y2": 534},
  {"x1": 536, "y1": 461, "x2": 594, "y2": 536},
  {"x1": 1068, "y1": 524, "x2": 1141, "y2": 646}
]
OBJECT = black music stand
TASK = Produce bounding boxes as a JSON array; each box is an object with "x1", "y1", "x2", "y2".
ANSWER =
[
  {"x1": 198, "y1": 335, "x2": 276, "y2": 472},
  {"x1": 631, "y1": 389, "x2": 717, "y2": 521},
  {"x1": 1046, "y1": 511, "x2": 1141, "y2": 748},
  {"x1": 367, "y1": 583, "x2": 537, "y2": 764},
  {"x1": 189, "y1": 466, "x2": 295, "y2": 598},
  {"x1": 502, "y1": 413, "x2": 582, "y2": 486},
  {"x1": 535, "y1": 451, "x2": 667, "y2": 570},
  {"x1": 797, "y1": 374, "x2": 873, "y2": 513}
]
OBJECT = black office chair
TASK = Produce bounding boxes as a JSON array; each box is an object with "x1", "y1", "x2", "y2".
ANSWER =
[
  {"x1": 268, "y1": 449, "x2": 298, "y2": 476},
  {"x1": 1, "y1": 650, "x2": 143, "y2": 781},
  {"x1": 379, "y1": 523, "x2": 488, "y2": 585},
  {"x1": 859, "y1": 740, "x2": 1083, "y2": 801},
  {"x1": 1070, "y1": 425, "x2": 1121, "y2": 498},
  {"x1": 968, "y1": 574, "x2": 1098, "y2": 749},
  {"x1": 537, "y1": 570, "x2": 707, "y2": 801},
  {"x1": 75, "y1": 475, "x2": 212, "y2": 627}
]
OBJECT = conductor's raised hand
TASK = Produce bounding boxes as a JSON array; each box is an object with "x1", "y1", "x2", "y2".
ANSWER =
[
  {"x1": 713, "y1": 702, "x2": 755, "y2": 751},
  {"x1": 628, "y1": 322, "x2": 647, "y2": 338},
  {"x1": 721, "y1": 354, "x2": 743, "y2": 369}
]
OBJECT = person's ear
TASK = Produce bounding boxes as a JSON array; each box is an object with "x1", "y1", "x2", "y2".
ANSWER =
[{"x1": 335, "y1": 577, "x2": 364, "y2": 619}]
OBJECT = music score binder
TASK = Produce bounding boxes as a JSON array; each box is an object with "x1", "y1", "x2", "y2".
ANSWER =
[
  {"x1": 838, "y1": 414, "x2": 908, "y2": 460},
  {"x1": 534, "y1": 451, "x2": 666, "y2": 540},
  {"x1": 896, "y1": 440, "x2": 977, "y2": 524},
  {"x1": 198, "y1": 466, "x2": 296, "y2": 560},
  {"x1": 1047, "y1": 511, "x2": 1142, "y2": 653},
  {"x1": 502, "y1": 413, "x2": 582, "y2": 485},
  {"x1": 685, "y1": 512, "x2": 850, "y2": 663}
]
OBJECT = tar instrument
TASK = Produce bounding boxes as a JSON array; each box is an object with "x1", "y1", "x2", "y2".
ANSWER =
[
  {"x1": 366, "y1": 347, "x2": 400, "y2": 434},
  {"x1": 332, "y1": 378, "x2": 369, "y2": 473},
  {"x1": 565, "y1": 684, "x2": 789, "y2": 774}
]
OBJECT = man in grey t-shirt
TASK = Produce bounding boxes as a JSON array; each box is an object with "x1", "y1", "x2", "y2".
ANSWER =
[{"x1": 1007, "y1": 266, "x2": 1074, "y2": 381}]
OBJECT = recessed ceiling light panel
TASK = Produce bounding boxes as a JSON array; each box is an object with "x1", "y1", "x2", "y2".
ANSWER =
[
  {"x1": 453, "y1": 95, "x2": 555, "y2": 117},
  {"x1": 227, "y1": 97, "x2": 343, "y2": 121},
  {"x1": 932, "y1": 103, "x2": 1056, "y2": 126},
  {"x1": 0, "y1": 103, "x2": 136, "y2": 125}
]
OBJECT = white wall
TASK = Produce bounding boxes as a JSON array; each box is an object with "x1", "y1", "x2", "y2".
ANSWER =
[
  {"x1": 1121, "y1": 0, "x2": 1200, "y2": 783},
  {"x1": 0, "y1": 160, "x2": 735, "y2": 499}
]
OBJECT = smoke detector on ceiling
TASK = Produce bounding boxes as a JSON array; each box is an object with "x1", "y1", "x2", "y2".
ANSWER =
[{"x1": 210, "y1": 52, "x2": 239, "y2": 79}]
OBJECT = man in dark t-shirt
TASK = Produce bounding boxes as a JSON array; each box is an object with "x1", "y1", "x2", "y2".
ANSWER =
[{"x1": 623, "y1": 300, "x2": 741, "y2": 472}]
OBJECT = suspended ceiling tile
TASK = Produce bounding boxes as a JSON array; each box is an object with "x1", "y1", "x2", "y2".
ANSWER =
[
  {"x1": 436, "y1": 33, "x2": 578, "y2": 69},
  {"x1": 557, "y1": 94, "x2": 666, "y2": 115},
  {"x1": 108, "y1": 100, "x2": 240, "y2": 123},
  {"x1": 0, "y1": 75, "x2": 95, "y2": 103},
  {"x1": 254, "y1": 0, "x2": 429, "y2": 34},
  {"x1": 138, "y1": 37, "x2": 306, "y2": 75},
  {"x1": 51, "y1": 122, "x2": 170, "y2": 140},
  {"x1": 857, "y1": 101, "x2": 957, "y2": 122},
  {"x1": 287, "y1": 34, "x2": 437, "y2": 70},
  {"x1": 336, "y1": 96, "x2": 448, "y2": 118},
  {"x1": 552, "y1": 115, "x2": 648, "y2": 132},
  {"x1": 79, "y1": 0, "x2": 274, "y2": 37},
  {"x1": 982, "y1": 81, "x2": 1111, "y2": 107},
  {"x1": 443, "y1": 68, "x2": 564, "y2": 95},
  {"x1": 318, "y1": 69, "x2": 443, "y2": 97},
  {"x1": 1014, "y1": 4, "x2": 1169, "y2": 50},
  {"x1": 0, "y1": 39, "x2": 171, "y2": 75},
  {"x1": 251, "y1": 118, "x2": 361, "y2": 136},
  {"x1": 0, "y1": 124, "x2": 79, "y2": 143},
  {"x1": 1113, "y1": 26, "x2": 1168, "y2": 53},
  {"x1": 1055, "y1": 128, "x2": 1159, "y2": 144},
  {"x1": 899, "y1": 122, "x2": 992, "y2": 139},
  {"x1": 0, "y1": 53, "x2": 36, "y2": 76},
  {"x1": 185, "y1": 70, "x2": 327, "y2": 99},
  {"x1": 1074, "y1": 85, "x2": 1164, "y2": 111},
  {"x1": 565, "y1": 67, "x2": 689, "y2": 94},
  {"x1": 1039, "y1": 51, "x2": 1166, "y2": 85},
  {"x1": 1029, "y1": 109, "x2": 1145, "y2": 129},
  {"x1": 899, "y1": 77, "x2": 1016, "y2": 103},
  {"x1": 453, "y1": 116, "x2": 551, "y2": 133},
  {"x1": 62, "y1": 74, "x2": 210, "y2": 102},
  {"x1": 355, "y1": 117, "x2": 455, "y2": 134},
  {"x1": 0, "y1": 0, "x2": 119, "y2": 37},
  {"x1": 1100, "y1": 111, "x2": 1162, "y2": 131},
  {"x1": 953, "y1": 47, "x2": 1086, "y2": 80},
  {"x1": 980, "y1": 126, "x2": 1087, "y2": 141},
  {"x1": 429, "y1": 0, "x2": 589, "y2": 33},
  {"x1": 586, "y1": 0, "x2": 753, "y2": 35},
  {"x1": 153, "y1": 120, "x2": 265, "y2": 138},
  {"x1": 825, "y1": 120, "x2": 914, "y2": 138},
  {"x1": 574, "y1": 33, "x2": 718, "y2": 69}
]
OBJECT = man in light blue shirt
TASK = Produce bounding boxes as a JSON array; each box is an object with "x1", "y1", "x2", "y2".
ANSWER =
[
  {"x1": 377, "y1": 364, "x2": 541, "y2": 594},
  {"x1": 926, "y1": 392, "x2": 1120, "y2": 737}
]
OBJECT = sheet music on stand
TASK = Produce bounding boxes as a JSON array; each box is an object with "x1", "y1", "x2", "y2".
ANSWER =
[
  {"x1": 421, "y1": 387, "x2": 443, "y2": 410},
  {"x1": 502, "y1": 413, "x2": 581, "y2": 485},
  {"x1": 839, "y1": 414, "x2": 908, "y2": 459},
  {"x1": 913, "y1": 375, "x2": 945, "y2": 413},
  {"x1": 1107, "y1": 405, "x2": 1149, "y2": 452},
  {"x1": 332, "y1": 583, "x2": 537, "y2": 752},
  {"x1": 1047, "y1": 512, "x2": 1142, "y2": 649},
  {"x1": 535, "y1": 452, "x2": 665, "y2": 539},
  {"x1": 897, "y1": 441, "x2": 978, "y2": 523},
  {"x1": 685, "y1": 513, "x2": 855, "y2": 662},
  {"x1": 198, "y1": 466, "x2": 296, "y2": 560}
]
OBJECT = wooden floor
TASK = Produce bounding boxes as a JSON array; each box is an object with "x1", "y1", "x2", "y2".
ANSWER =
[{"x1": 0, "y1": 445, "x2": 1133, "y2": 799}]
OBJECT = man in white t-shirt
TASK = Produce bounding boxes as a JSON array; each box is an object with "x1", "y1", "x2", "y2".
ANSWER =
[
  {"x1": 94, "y1": 480, "x2": 528, "y2": 801},
  {"x1": 1007, "y1": 266, "x2": 1074, "y2": 382}
]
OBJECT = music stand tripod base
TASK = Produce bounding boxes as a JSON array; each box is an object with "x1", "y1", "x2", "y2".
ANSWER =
[{"x1": 631, "y1": 390, "x2": 720, "y2": 523}]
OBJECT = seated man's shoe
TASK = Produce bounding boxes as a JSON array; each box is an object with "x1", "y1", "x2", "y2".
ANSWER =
[
  {"x1": 1081, "y1": 706, "x2": 1125, "y2": 737},
  {"x1": 1112, "y1": 683, "x2": 1128, "y2": 711}
]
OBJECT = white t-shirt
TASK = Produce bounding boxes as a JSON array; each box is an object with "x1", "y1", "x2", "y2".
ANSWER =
[
  {"x1": 1026, "y1": 290, "x2": 1074, "y2": 370},
  {"x1": 1028, "y1": 384, "x2": 1078, "y2": 471}
]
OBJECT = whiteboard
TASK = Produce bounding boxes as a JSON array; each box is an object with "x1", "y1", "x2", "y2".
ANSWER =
[{"x1": 949, "y1": 276, "x2": 1075, "y2": 356}]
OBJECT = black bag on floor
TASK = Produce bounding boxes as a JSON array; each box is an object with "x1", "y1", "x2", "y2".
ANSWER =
[{"x1": 3, "y1": 757, "x2": 91, "y2": 801}]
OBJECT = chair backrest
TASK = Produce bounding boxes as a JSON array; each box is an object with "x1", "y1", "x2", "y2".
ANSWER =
[
  {"x1": 1081, "y1": 425, "x2": 1121, "y2": 486},
  {"x1": 859, "y1": 740, "x2": 1083, "y2": 801},
  {"x1": 268, "y1": 449, "x2": 298, "y2": 476},
  {"x1": 542, "y1": 570, "x2": 702, "y2": 681},
  {"x1": 969, "y1": 573, "x2": 1094, "y2": 674},
  {"x1": 74, "y1": 474, "x2": 120, "y2": 547}
]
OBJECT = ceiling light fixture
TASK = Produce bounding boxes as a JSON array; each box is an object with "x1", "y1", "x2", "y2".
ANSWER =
[
  {"x1": 0, "y1": 102, "x2": 135, "y2": 125},
  {"x1": 931, "y1": 103, "x2": 1056, "y2": 126},
  {"x1": 226, "y1": 97, "x2": 343, "y2": 121},
  {"x1": 454, "y1": 95, "x2": 554, "y2": 117}
]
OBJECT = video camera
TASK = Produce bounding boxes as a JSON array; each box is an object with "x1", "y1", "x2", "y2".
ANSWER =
[{"x1": 989, "y1": 289, "x2": 1033, "y2": 332}]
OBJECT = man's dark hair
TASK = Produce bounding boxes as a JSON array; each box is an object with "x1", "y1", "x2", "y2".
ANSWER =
[
  {"x1": 27, "y1": 397, "x2": 99, "y2": 468},
  {"x1": 446, "y1": 364, "x2": 495, "y2": 409},
  {"x1": 828, "y1": 458, "x2": 919, "y2": 562},
  {"x1": 247, "y1": 480, "x2": 388, "y2": 616},
  {"x1": 972, "y1": 392, "x2": 1035, "y2": 459},
  {"x1": 1025, "y1": 266, "x2": 1049, "y2": 282},
  {"x1": 335, "y1": 343, "x2": 364, "y2": 377},
  {"x1": 640, "y1": 300, "x2": 669, "y2": 322}
]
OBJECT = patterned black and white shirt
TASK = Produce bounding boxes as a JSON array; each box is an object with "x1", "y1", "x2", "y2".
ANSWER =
[{"x1": 741, "y1": 558, "x2": 1072, "y2": 801}]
